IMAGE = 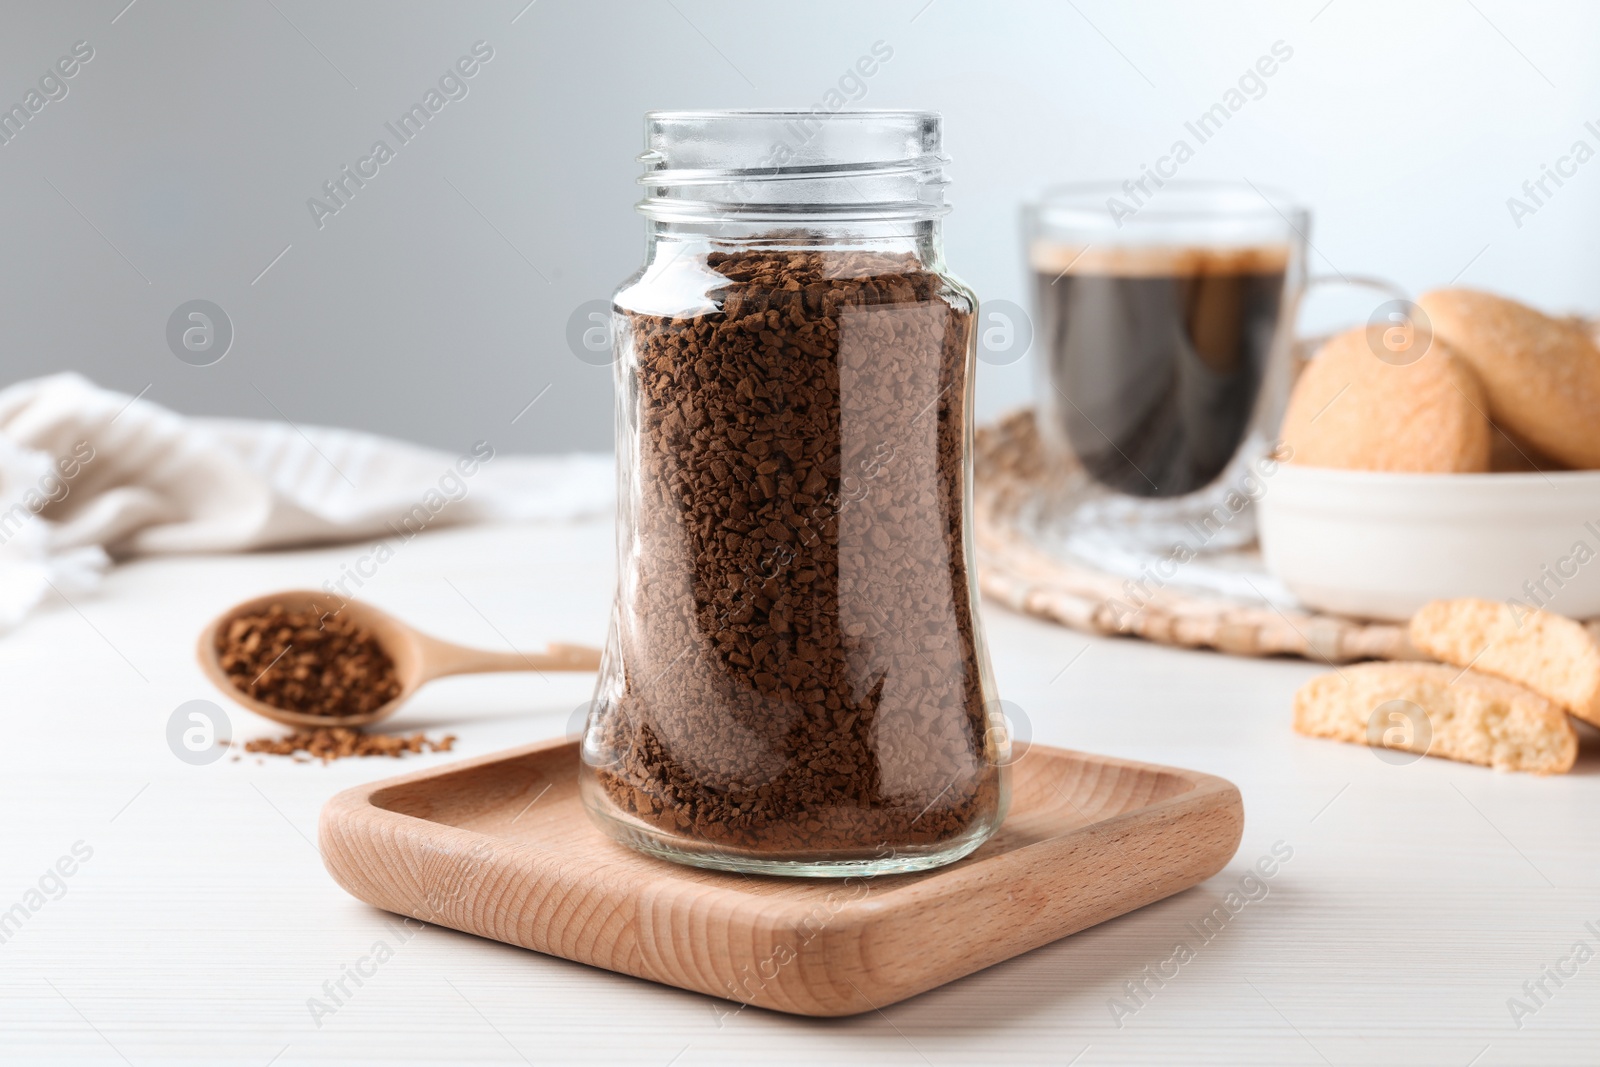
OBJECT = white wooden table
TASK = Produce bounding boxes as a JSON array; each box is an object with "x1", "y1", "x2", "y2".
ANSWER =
[{"x1": 3, "y1": 517, "x2": 1596, "y2": 1065}]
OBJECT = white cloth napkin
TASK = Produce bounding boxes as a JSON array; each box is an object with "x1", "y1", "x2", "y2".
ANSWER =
[{"x1": 0, "y1": 374, "x2": 614, "y2": 626}]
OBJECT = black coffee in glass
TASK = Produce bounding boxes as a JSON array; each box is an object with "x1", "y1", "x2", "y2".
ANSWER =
[{"x1": 1032, "y1": 245, "x2": 1289, "y2": 498}]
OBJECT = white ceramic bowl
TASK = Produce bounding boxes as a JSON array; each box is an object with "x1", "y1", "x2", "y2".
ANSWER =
[{"x1": 1258, "y1": 465, "x2": 1600, "y2": 621}]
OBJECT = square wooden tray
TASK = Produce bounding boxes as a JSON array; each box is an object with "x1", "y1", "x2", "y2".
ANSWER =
[{"x1": 319, "y1": 738, "x2": 1243, "y2": 1017}]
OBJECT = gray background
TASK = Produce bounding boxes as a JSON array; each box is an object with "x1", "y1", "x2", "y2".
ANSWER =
[{"x1": 3, "y1": 0, "x2": 1598, "y2": 454}]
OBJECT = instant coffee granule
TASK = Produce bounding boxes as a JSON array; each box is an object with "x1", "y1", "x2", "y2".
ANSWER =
[
  {"x1": 243, "y1": 728, "x2": 456, "y2": 763},
  {"x1": 217, "y1": 604, "x2": 400, "y2": 717},
  {"x1": 593, "y1": 248, "x2": 997, "y2": 854}
]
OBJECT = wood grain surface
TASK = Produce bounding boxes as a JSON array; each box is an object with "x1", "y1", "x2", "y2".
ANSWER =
[
  {"x1": 16, "y1": 519, "x2": 1599, "y2": 1064},
  {"x1": 319, "y1": 738, "x2": 1244, "y2": 1016}
]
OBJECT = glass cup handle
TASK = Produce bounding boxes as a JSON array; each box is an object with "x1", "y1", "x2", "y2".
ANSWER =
[{"x1": 1289, "y1": 273, "x2": 1411, "y2": 369}]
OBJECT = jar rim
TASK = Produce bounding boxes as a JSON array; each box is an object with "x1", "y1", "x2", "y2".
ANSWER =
[
  {"x1": 637, "y1": 109, "x2": 951, "y2": 222},
  {"x1": 643, "y1": 108, "x2": 941, "y2": 122}
]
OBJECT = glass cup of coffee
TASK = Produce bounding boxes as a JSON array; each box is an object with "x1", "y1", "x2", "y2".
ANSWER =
[{"x1": 1024, "y1": 181, "x2": 1309, "y2": 553}]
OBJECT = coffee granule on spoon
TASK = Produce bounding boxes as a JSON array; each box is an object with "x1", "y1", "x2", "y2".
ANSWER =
[{"x1": 217, "y1": 604, "x2": 401, "y2": 717}]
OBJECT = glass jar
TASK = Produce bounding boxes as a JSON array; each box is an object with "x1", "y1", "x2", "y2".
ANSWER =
[{"x1": 580, "y1": 110, "x2": 1008, "y2": 877}]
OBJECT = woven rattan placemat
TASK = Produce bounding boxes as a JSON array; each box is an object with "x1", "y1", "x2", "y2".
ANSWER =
[{"x1": 973, "y1": 409, "x2": 1419, "y2": 664}]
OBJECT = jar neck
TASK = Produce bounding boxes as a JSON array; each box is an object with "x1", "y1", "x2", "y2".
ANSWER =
[
  {"x1": 643, "y1": 218, "x2": 946, "y2": 269},
  {"x1": 637, "y1": 112, "x2": 951, "y2": 226}
]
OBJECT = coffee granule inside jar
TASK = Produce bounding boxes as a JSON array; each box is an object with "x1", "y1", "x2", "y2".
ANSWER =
[
  {"x1": 243, "y1": 727, "x2": 456, "y2": 763},
  {"x1": 592, "y1": 247, "x2": 998, "y2": 854},
  {"x1": 217, "y1": 604, "x2": 401, "y2": 717}
]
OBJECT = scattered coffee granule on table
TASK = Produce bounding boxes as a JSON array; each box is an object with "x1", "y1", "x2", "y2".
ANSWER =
[
  {"x1": 243, "y1": 727, "x2": 456, "y2": 763},
  {"x1": 217, "y1": 603, "x2": 401, "y2": 717},
  {"x1": 590, "y1": 247, "x2": 1000, "y2": 855}
]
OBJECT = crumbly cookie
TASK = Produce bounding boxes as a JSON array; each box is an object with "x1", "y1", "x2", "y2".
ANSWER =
[
  {"x1": 1410, "y1": 597, "x2": 1600, "y2": 727},
  {"x1": 1279, "y1": 326, "x2": 1491, "y2": 472},
  {"x1": 1417, "y1": 289, "x2": 1600, "y2": 469},
  {"x1": 1488, "y1": 422, "x2": 1568, "y2": 473},
  {"x1": 1292, "y1": 661, "x2": 1576, "y2": 774}
]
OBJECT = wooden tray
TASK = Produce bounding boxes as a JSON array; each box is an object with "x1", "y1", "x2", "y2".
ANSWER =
[{"x1": 319, "y1": 738, "x2": 1243, "y2": 1017}]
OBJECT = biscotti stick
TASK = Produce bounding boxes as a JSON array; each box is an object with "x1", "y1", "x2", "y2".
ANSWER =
[
  {"x1": 1279, "y1": 326, "x2": 1491, "y2": 472},
  {"x1": 1410, "y1": 597, "x2": 1600, "y2": 727},
  {"x1": 1417, "y1": 288, "x2": 1600, "y2": 469},
  {"x1": 1292, "y1": 662, "x2": 1576, "y2": 774}
]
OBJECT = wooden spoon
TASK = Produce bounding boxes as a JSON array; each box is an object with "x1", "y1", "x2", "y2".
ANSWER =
[{"x1": 196, "y1": 589, "x2": 602, "y2": 729}]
